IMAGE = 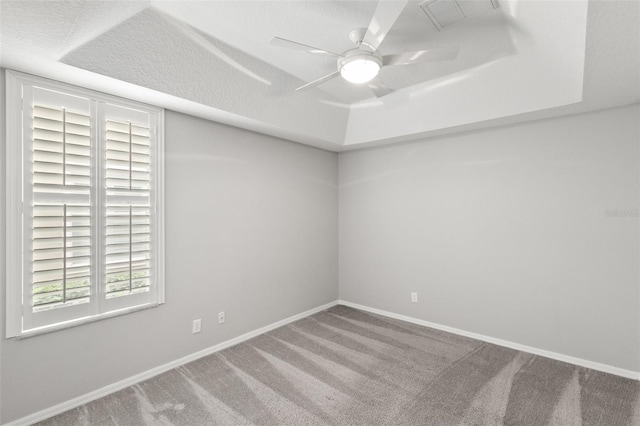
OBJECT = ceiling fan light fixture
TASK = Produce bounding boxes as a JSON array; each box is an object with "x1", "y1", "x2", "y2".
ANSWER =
[{"x1": 339, "y1": 53, "x2": 382, "y2": 84}]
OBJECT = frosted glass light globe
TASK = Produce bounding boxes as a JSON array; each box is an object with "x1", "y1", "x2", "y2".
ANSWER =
[{"x1": 340, "y1": 56, "x2": 381, "y2": 84}]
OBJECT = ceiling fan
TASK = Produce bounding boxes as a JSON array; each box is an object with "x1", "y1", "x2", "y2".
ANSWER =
[{"x1": 270, "y1": 0, "x2": 460, "y2": 98}]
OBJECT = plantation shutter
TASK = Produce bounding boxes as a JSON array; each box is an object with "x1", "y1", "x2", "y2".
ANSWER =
[
  {"x1": 23, "y1": 87, "x2": 96, "y2": 330},
  {"x1": 6, "y1": 71, "x2": 165, "y2": 337},
  {"x1": 103, "y1": 104, "x2": 158, "y2": 312}
]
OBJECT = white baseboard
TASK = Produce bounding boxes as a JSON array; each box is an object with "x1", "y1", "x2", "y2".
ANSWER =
[
  {"x1": 339, "y1": 300, "x2": 640, "y2": 381},
  {"x1": 3, "y1": 300, "x2": 339, "y2": 426}
]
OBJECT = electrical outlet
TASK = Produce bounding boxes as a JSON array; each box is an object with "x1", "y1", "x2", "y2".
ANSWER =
[
  {"x1": 192, "y1": 319, "x2": 202, "y2": 334},
  {"x1": 411, "y1": 292, "x2": 418, "y2": 303},
  {"x1": 218, "y1": 311, "x2": 225, "y2": 324}
]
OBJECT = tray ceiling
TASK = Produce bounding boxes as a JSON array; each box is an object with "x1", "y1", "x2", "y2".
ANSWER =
[{"x1": 1, "y1": 1, "x2": 638, "y2": 151}]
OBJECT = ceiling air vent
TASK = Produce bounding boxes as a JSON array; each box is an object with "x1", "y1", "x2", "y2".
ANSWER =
[{"x1": 419, "y1": 0, "x2": 499, "y2": 31}]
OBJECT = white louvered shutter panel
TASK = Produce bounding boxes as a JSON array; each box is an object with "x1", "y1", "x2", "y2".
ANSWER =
[
  {"x1": 103, "y1": 103, "x2": 158, "y2": 312},
  {"x1": 24, "y1": 86, "x2": 96, "y2": 330}
]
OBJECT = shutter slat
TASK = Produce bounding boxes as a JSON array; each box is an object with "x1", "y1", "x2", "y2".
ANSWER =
[
  {"x1": 105, "y1": 158, "x2": 149, "y2": 172},
  {"x1": 106, "y1": 261, "x2": 149, "y2": 269},
  {"x1": 106, "y1": 178, "x2": 150, "y2": 190},
  {"x1": 106, "y1": 216, "x2": 149, "y2": 226},
  {"x1": 34, "y1": 184, "x2": 91, "y2": 195},
  {"x1": 106, "y1": 244, "x2": 150, "y2": 255},
  {"x1": 33, "y1": 105, "x2": 63, "y2": 120},
  {"x1": 107, "y1": 276, "x2": 149, "y2": 289},
  {"x1": 33, "y1": 236, "x2": 90, "y2": 251},
  {"x1": 33, "y1": 276, "x2": 90, "y2": 290},
  {"x1": 33, "y1": 216, "x2": 91, "y2": 227},
  {"x1": 106, "y1": 206, "x2": 149, "y2": 213},
  {"x1": 105, "y1": 191, "x2": 150, "y2": 199},
  {"x1": 33, "y1": 265, "x2": 90, "y2": 283},
  {"x1": 34, "y1": 139, "x2": 90, "y2": 156},
  {"x1": 63, "y1": 111, "x2": 91, "y2": 126},
  {"x1": 107, "y1": 270, "x2": 150, "y2": 278},
  {"x1": 106, "y1": 265, "x2": 148, "y2": 276},
  {"x1": 106, "y1": 225, "x2": 150, "y2": 235},
  {"x1": 106, "y1": 150, "x2": 150, "y2": 164},
  {"x1": 106, "y1": 282, "x2": 149, "y2": 294},
  {"x1": 33, "y1": 228, "x2": 91, "y2": 240},
  {"x1": 106, "y1": 264, "x2": 149, "y2": 274},
  {"x1": 106, "y1": 277, "x2": 149, "y2": 287},
  {"x1": 33, "y1": 150, "x2": 91, "y2": 167},
  {"x1": 34, "y1": 172, "x2": 91, "y2": 187},
  {"x1": 34, "y1": 105, "x2": 90, "y2": 125},
  {"x1": 106, "y1": 139, "x2": 150, "y2": 152},
  {"x1": 34, "y1": 287, "x2": 91, "y2": 301},
  {"x1": 35, "y1": 133, "x2": 90, "y2": 146},
  {"x1": 34, "y1": 257, "x2": 91, "y2": 272},
  {"x1": 106, "y1": 253, "x2": 150, "y2": 266},
  {"x1": 106, "y1": 125, "x2": 150, "y2": 138},
  {"x1": 33, "y1": 128, "x2": 90, "y2": 143},
  {"x1": 106, "y1": 168, "x2": 149, "y2": 181},
  {"x1": 106, "y1": 121, "x2": 149, "y2": 137},
  {"x1": 34, "y1": 162, "x2": 89, "y2": 176},
  {"x1": 34, "y1": 204, "x2": 90, "y2": 215},
  {"x1": 105, "y1": 234, "x2": 150, "y2": 246},
  {"x1": 33, "y1": 249, "x2": 91, "y2": 260},
  {"x1": 33, "y1": 116, "x2": 63, "y2": 132},
  {"x1": 34, "y1": 246, "x2": 91, "y2": 260},
  {"x1": 106, "y1": 270, "x2": 150, "y2": 283}
]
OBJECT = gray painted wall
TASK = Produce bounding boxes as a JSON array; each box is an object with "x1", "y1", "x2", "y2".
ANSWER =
[
  {"x1": 0, "y1": 107, "x2": 339, "y2": 423},
  {"x1": 1, "y1": 70, "x2": 638, "y2": 423},
  {"x1": 339, "y1": 104, "x2": 640, "y2": 372}
]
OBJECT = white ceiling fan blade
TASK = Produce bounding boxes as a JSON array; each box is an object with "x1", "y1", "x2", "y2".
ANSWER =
[
  {"x1": 362, "y1": 0, "x2": 409, "y2": 51},
  {"x1": 295, "y1": 71, "x2": 340, "y2": 91},
  {"x1": 383, "y1": 46, "x2": 460, "y2": 66},
  {"x1": 271, "y1": 37, "x2": 341, "y2": 57},
  {"x1": 367, "y1": 76, "x2": 393, "y2": 98}
]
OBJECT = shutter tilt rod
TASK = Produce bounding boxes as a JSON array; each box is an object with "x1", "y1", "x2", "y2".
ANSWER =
[
  {"x1": 129, "y1": 122, "x2": 133, "y2": 293},
  {"x1": 62, "y1": 108, "x2": 66, "y2": 186},
  {"x1": 129, "y1": 206, "x2": 132, "y2": 293},
  {"x1": 63, "y1": 203, "x2": 67, "y2": 304}
]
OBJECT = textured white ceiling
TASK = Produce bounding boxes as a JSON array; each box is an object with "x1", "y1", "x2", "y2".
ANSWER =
[{"x1": 1, "y1": 1, "x2": 638, "y2": 151}]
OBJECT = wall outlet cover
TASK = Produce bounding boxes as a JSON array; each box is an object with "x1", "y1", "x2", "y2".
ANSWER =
[{"x1": 192, "y1": 319, "x2": 202, "y2": 333}]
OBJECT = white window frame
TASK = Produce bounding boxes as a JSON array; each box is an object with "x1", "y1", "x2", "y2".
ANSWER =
[{"x1": 5, "y1": 70, "x2": 165, "y2": 338}]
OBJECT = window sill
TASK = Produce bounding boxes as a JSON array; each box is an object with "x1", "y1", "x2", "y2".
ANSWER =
[{"x1": 12, "y1": 302, "x2": 163, "y2": 340}]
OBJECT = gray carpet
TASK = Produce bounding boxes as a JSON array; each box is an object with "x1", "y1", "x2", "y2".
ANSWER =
[{"x1": 36, "y1": 305, "x2": 640, "y2": 425}]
